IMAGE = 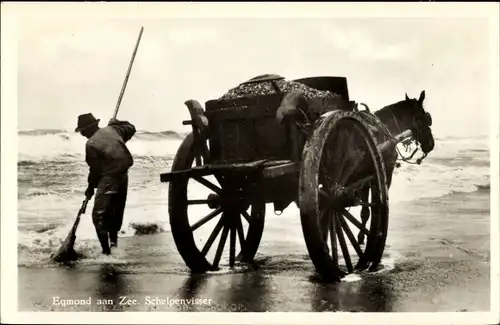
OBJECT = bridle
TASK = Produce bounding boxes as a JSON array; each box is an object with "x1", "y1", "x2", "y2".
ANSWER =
[{"x1": 379, "y1": 100, "x2": 433, "y2": 165}]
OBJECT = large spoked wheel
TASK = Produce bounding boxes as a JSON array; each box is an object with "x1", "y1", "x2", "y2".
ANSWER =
[
  {"x1": 169, "y1": 133, "x2": 266, "y2": 273},
  {"x1": 299, "y1": 111, "x2": 389, "y2": 282}
]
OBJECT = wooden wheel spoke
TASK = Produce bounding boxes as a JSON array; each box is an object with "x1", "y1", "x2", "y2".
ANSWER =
[
  {"x1": 340, "y1": 209, "x2": 370, "y2": 236},
  {"x1": 335, "y1": 214, "x2": 353, "y2": 272},
  {"x1": 337, "y1": 214, "x2": 364, "y2": 257},
  {"x1": 346, "y1": 199, "x2": 376, "y2": 208},
  {"x1": 236, "y1": 216, "x2": 245, "y2": 251},
  {"x1": 193, "y1": 176, "x2": 222, "y2": 194},
  {"x1": 319, "y1": 188, "x2": 329, "y2": 199},
  {"x1": 190, "y1": 207, "x2": 223, "y2": 231},
  {"x1": 357, "y1": 202, "x2": 376, "y2": 208},
  {"x1": 332, "y1": 155, "x2": 348, "y2": 184},
  {"x1": 320, "y1": 164, "x2": 330, "y2": 182},
  {"x1": 339, "y1": 153, "x2": 365, "y2": 185},
  {"x1": 331, "y1": 130, "x2": 353, "y2": 184},
  {"x1": 201, "y1": 216, "x2": 225, "y2": 256},
  {"x1": 319, "y1": 207, "x2": 330, "y2": 241},
  {"x1": 187, "y1": 199, "x2": 212, "y2": 205},
  {"x1": 213, "y1": 225, "x2": 230, "y2": 269},
  {"x1": 346, "y1": 175, "x2": 374, "y2": 191},
  {"x1": 340, "y1": 129, "x2": 371, "y2": 185},
  {"x1": 229, "y1": 224, "x2": 236, "y2": 267},
  {"x1": 329, "y1": 212, "x2": 338, "y2": 266},
  {"x1": 241, "y1": 211, "x2": 251, "y2": 224},
  {"x1": 319, "y1": 205, "x2": 329, "y2": 223}
]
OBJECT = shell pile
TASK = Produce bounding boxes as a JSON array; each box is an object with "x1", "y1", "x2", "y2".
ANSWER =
[{"x1": 219, "y1": 79, "x2": 341, "y2": 102}]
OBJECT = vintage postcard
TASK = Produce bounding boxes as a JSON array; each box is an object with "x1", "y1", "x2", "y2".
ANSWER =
[{"x1": 1, "y1": 2, "x2": 499, "y2": 324}]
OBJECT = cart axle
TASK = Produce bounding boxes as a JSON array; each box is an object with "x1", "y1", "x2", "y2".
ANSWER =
[{"x1": 322, "y1": 186, "x2": 360, "y2": 208}]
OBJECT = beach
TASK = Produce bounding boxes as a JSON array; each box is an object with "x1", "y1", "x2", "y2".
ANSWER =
[
  {"x1": 15, "y1": 132, "x2": 492, "y2": 312},
  {"x1": 17, "y1": 189, "x2": 490, "y2": 312}
]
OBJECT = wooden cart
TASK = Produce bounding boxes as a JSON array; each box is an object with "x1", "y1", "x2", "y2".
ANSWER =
[{"x1": 160, "y1": 75, "x2": 432, "y2": 282}]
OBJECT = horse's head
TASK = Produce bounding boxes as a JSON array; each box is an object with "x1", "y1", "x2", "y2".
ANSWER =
[{"x1": 403, "y1": 90, "x2": 435, "y2": 154}]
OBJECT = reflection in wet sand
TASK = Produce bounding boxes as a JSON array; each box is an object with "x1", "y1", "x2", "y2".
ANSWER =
[
  {"x1": 358, "y1": 274, "x2": 395, "y2": 312},
  {"x1": 175, "y1": 269, "x2": 272, "y2": 312},
  {"x1": 177, "y1": 274, "x2": 209, "y2": 312},
  {"x1": 310, "y1": 273, "x2": 395, "y2": 312},
  {"x1": 172, "y1": 253, "x2": 397, "y2": 313},
  {"x1": 223, "y1": 271, "x2": 272, "y2": 312},
  {"x1": 94, "y1": 264, "x2": 128, "y2": 312}
]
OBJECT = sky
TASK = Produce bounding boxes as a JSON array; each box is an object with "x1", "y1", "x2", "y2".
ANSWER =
[{"x1": 12, "y1": 4, "x2": 498, "y2": 138}]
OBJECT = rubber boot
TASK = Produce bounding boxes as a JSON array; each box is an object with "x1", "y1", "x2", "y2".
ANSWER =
[
  {"x1": 97, "y1": 230, "x2": 111, "y2": 255},
  {"x1": 109, "y1": 231, "x2": 118, "y2": 248}
]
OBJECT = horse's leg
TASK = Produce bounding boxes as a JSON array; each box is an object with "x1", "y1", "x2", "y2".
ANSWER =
[
  {"x1": 319, "y1": 199, "x2": 329, "y2": 250},
  {"x1": 357, "y1": 185, "x2": 370, "y2": 245},
  {"x1": 386, "y1": 151, "x2": 397, "y2": 188},
  {"x1": 387, "y1": 168, "x2": 394, "y2": 189}
]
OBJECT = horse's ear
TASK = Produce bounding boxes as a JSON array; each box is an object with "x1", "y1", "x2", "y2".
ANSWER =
[
  {"x1": 418, "y1": 90, "x2": 426, "y2": 104},
  {"x1": 405, "y1": 93, "x2": 410, "y2": 101}
]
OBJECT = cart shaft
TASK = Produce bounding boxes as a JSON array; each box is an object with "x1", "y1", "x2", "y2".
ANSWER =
[
  {"x1": 377, "y1": 129, "x2": 413, "y2": 154},
  {"x1": 160, "y1": 160, "x2": 299, "y2": 183}
]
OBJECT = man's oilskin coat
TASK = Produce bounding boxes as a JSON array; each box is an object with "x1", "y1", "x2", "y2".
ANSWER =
[{"x1": 85, "y1": 119, "x2": 136, "y2": 248}]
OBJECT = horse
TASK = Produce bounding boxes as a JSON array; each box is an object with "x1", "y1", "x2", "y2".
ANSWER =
[{"x1": 355, "y1": 90, "x2": 435, "y2": 245}]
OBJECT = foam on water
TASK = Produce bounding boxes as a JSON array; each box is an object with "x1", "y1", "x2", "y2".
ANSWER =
[
  {"x1": 336, "y1": 250, "x2": 402, "y2": 283},
  {"x1": 389, "y1": 162, "x2": 489, "y2": 204},
  {"x1": 78, "y1": 247, "x2": 133, "y2": 266},
  {"x1": 370, "y1": 251, "x2": 402, "y2": 275},
  {"x1": 206, "y1": 264, "x2": 254, "y2": 275},
  {"x1": 341, "y1": 274, "x2": 362, "y2": 283}
]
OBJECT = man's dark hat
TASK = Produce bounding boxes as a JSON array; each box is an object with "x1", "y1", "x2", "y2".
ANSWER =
[{"x1": 75, "y1": 113, "x2": 100, "y2": 132}]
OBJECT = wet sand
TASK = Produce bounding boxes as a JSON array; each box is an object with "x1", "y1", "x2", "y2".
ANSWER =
[{"x1": 17, "y1": 190, "x2": 491, "y2": 313}]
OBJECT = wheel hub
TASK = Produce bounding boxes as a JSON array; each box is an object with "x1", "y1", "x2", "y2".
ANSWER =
[
  {"x1": 206, "y1": 189, "x2": 250, "y2": 212},
  {"x1": 328, "y1": 185, "x2": 359, "y2": 208},
  {"x1": 206, "y1": 193, "x2": 220, "y2": 209}
]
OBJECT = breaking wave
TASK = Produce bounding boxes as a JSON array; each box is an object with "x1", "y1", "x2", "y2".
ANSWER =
[
  {"x1": 18, "y1": 129, "x2": 67, "y2": 136},
  {"x1": 18, "y1": 129, "x2": 186, "y2": 162}
]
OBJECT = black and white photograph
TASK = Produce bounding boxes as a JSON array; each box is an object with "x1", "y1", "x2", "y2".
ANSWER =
[{"x1": 1, "y1": 2, "x2": 499, "y2": 324}]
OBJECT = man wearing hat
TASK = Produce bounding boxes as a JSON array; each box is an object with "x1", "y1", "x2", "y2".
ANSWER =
[{"x1": 75, "y1": 113, "x2": 136, "y2": 255}]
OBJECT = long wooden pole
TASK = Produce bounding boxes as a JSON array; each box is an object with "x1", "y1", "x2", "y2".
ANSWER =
[
  {"x1": 377, "y1": 129, "x2": 413, "y2": 154},
  {"x1": 113, "y1": 26, "x2": 144, "y2": 119}
]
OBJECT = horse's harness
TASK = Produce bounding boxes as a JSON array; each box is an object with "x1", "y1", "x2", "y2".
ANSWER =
[{"x1": 356, "y1": 103, "x2": 430, "y2": 166}]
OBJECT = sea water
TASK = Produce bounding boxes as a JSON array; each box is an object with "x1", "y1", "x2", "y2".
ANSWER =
[{"x1": 17, "y1": 130, "x2": 491, "y2": 267}]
